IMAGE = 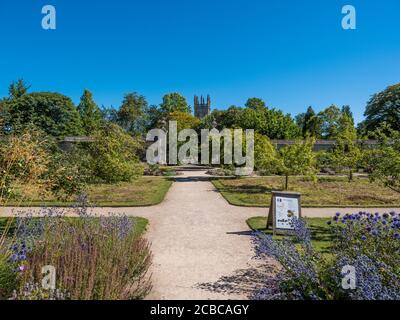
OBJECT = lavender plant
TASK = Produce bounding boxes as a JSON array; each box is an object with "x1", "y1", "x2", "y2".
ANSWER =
[{"x1": 1, "y1": 198, "x2": 152, "y2": 300}]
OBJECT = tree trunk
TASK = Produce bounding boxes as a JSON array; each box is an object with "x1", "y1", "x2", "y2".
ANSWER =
[
  {"x1": 349, "y1": 169, "x2": 353, "y2": 182},
  {"x1": 285, "y1": 174, "x2": 289, "y2": 190}
]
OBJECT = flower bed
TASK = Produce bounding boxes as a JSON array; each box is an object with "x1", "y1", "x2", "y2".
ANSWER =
[
  {"x1": 0, "y1": 202, "x2": 151, "y2": 300},
  {"x1": 253, "y1": 212, "x2": 400, "y2": 300}
]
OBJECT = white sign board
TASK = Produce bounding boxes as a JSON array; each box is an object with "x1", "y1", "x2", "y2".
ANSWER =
[
  {"x1": 275, "y1": 196, "x2": 300, "y2": 230},
  {"x1": 266, "y1": 191, "x2": 302, "y2": 234}
]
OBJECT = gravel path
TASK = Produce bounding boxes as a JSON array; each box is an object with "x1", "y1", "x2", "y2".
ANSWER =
[{"x1": 1, "y1": 168, "x2": 399, "y2": 300}]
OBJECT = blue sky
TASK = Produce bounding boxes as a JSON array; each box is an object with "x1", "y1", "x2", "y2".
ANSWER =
[{"x1": 0, "y1": 0, "x2": 399, "y2": 124}]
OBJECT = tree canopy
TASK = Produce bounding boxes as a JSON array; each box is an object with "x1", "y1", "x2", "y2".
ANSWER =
[
  {"x1": 3, "y1": 92, "x2": 83, "y2": 137},
  {"x1": 160, "y1": 93, "x2": 191, "y2": 114},
  {"x1": 360, "y1": 83, "x2": 400, "y2": 135},
  {"x1": 77, "y1": 89, "x2": 102, "y2": 135}
]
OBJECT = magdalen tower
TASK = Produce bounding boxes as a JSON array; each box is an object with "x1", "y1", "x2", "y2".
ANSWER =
[{"x1": 194, "y1": 95, "x2": 211, "y2": 119}]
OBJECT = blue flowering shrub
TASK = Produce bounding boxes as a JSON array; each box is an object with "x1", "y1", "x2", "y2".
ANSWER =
[
  {"x1": 253, "y1": 212, "x2": 400, "y2": 300},
  {"x1": 0, "y1": 198, "x2": 151, "y2": 300}
]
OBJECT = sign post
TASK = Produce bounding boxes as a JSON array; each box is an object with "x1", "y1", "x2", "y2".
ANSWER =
[{"x1": 266, "y1": 191, "x2": 302, "y2": 235}]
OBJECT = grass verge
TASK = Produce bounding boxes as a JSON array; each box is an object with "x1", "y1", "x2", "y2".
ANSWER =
[
  {"x1": 213, "y1": 176, "x2": 400, "y2": 208},
  {"x1": 246, "y1": 216, "x2": 333, "y2": 256},
  {"x1": 6, "y1": 177, "x2": 173, "y2": 207}
]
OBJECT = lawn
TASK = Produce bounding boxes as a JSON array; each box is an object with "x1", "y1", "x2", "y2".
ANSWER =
[
  {"x1": 213, "y1": 176, "x2": 400, "y2": 208},
  {"x1": 247, "y1": 216, "x2": 334, "y2": 255},
  {"x1": 6, "y1": 177, "x2": 173, "y2": 207}
]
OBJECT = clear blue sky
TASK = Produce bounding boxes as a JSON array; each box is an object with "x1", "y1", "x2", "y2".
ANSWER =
[{"x1": 0, "y1": 0, "x2": 399, "y2": 124}]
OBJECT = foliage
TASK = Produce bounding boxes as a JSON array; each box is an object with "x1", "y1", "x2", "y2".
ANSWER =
[
  {"x1": 245, "y1": 97, "x2": 266, "y2": 111},
  {"x1": 166, "y1": 111, "x2": 200, "y2": 131},
  {"x1": 0, "y1": 252, "x2": 17, "y2": 299},
  {"x1": 0, "y1": 127, "x2": 86, "y2": 204},
  {"x1": 278, "y1": 138, "x2": 317, "y2": 190},
  {"x1": 2, "y1": 92, "x2": 83, "y2": 137},
  {"x1": 200, "y1": 101, "x2": 300, "y2": 139},
  {"x1": 254, "y1": 134, "x2": 280, "y2": 174},
  {"x1": 77, "y1": 90, "x2": 102, "y2": 135},
  {"x1": 160, "y1": 92, "x2": 191, "y2": 114},
  {"x1": 364, "y1": 128, "x2": 400, "y2": 192},
  {"x1": 8, "y1": 79, "x2": 30, "y2": 99},
  {"x1": 361, "y1": 83, "x2": 400, "y2": 135},
  {"x1": 87, "y1": 123, "x2": 144, "y2": 183},
  {"x1": 0, "y1": 128, "x2": 52, "y2": 204},
  {"x1": 330, "y1": 138, "x2": 362, "y2": 182},
  {"x1": 296, "y1": 106, "x2": 322, "y2": 138},
  {"x1": 117, "y1": 92, "x2": 148, "y2": 135}
]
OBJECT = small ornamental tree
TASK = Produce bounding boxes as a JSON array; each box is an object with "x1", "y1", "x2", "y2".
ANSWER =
[
  {"x1": 279, "y1": 138, "x2": 317, "y2": 190},
  {"x1": 254, "y1": 134, "x2": 280, "y2": 175},
  {"x1": 331, "y1": 139, "x2": 362, "y2": 182},
  {"x1": 365, "y1": 128, "x2": 400, "y2": 193}
]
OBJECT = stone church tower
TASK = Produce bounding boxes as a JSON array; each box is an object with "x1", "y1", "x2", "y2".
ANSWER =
[{"x1": 194, "y1": 95, "x2": 211, "y2": 119}]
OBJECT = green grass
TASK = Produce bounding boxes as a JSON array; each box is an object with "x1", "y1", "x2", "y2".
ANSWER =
[
  {"x1": 0, "y1": 216, "x2": 149, "y2": 238},
  {"x1": 247, "y1": 216, "x2": 334, "y2": 256},
  {"x1": 213, "y1": 176, "x2": 400, "y2": 208},
  {"x1": 6, "y1": 177, "x2": 173, "y2": 207}
]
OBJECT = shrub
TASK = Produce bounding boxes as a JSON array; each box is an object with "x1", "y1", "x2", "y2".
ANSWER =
[
  {"x1": 0, "y1": 128, "x2": 52, "y2": 204},
  {"x1": 0, "y1": 252, "x2": 17, "y2": 299},
  {"x1": 87, "y1": 123, "x2": 144, "y2": 183},
  {"x1": 0, "y1": 127, "x2": 86, "y2": 204}
]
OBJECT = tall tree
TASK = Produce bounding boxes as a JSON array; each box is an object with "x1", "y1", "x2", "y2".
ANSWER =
[
  {"x1": 3, "y1": 92, "x2": 83, "y2": 136},
  {"x1": 361, "y1": 83, "x2": 400, "y2": 135},
  {"x1": 8, "y1": 79, "x2": 30, "y2": 99},
  {"x1": 297, "y1": 106, "x2": 321, "y2": 138},
  {"x1": 318, "y1": 105, "x2": 342, "y2": 139},
  {"x1": 160, "y1": 93, "x2": 190, "y2": 114},
  {"x1": 245, "y1": 98, "x2": 266, "y2": 111},
  {"x1": 117, "y1": 93, "x2": 148, "y2": 135},
  {"x1": 77, "y1": 89, "x2": 102, "y2": 134}
]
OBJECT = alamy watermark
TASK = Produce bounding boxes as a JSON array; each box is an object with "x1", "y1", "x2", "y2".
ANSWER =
[
  {"x1": 342, "y1": 5, "x2": 357, "y2": 30},
  {"x1": 146, "y1": 121, "x2": 254, "y2": 176},
  {"x1": 41, "y1": 5, "x2": 56, "y2": 30},
  {"x1": 341, "y1": 265, "x2": 357, "y2": 290}
]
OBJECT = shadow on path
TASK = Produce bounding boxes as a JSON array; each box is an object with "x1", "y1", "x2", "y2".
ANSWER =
[{"x1": 196, "y1": 262, "x2": 278, "y2": 299}]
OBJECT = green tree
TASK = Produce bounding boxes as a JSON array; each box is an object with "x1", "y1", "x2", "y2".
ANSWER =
[
  {"x1": 331, "y1": 139, "x2": 362, "y2": 182},
  {"x1": 166, "y1": 111, "x2": 200, "y2": 131},
  {"x1": 3, "y1": 92, "x2": 83, "y2": 137},
  {"x1": 296, "y1": 106, "x2": 322, "y2": 138},
  {"x1": 117, "y1": 93, "x2": 148, "y2": 135},
  {"x1": 245, "y1": 97, "x2": 266, "y2": 111},
  {"x1": 317, "y1": 105, "x2": 342, "y2": 139},
  {"x1": 8, "y1": 79, "x2": 30, "y2": 99},
  {"x1": 361, "y1": 83, "x2": 400, "y2": 135},
  {"x1": 77, "y1": 90, "x2": 102, "y2": 135},
  {"x1": 365, "y1": 128, "x2": 400, "y2": 193},
  {"x1": 254, "y1": 134, "x2": 280, "y2": 174},
  {"x1": 160, "y1": 93, "x2": 191, "y2": 114},
  {"x1": 279, "y1": 138, "x2": 317, "y2": 190}
]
